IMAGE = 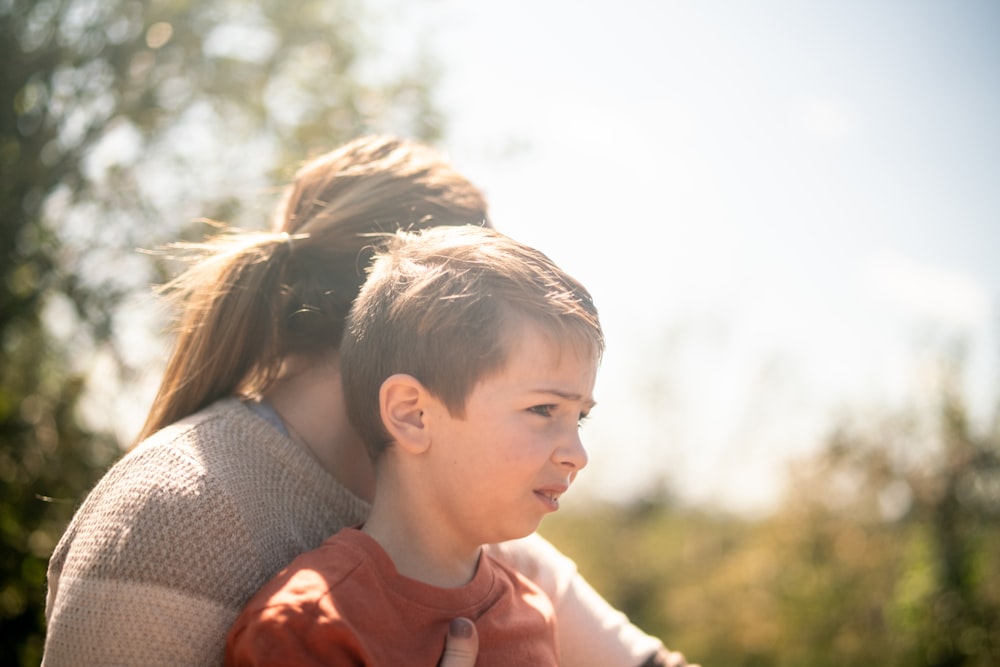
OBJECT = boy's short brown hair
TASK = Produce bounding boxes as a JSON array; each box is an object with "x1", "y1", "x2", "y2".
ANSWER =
[{"x1": 341, "y1": 225, "x2": 604, "y2": 460}]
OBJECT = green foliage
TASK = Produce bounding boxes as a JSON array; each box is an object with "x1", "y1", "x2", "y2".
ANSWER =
[
  {"x1": 1, "y1": 0, "x2": 440, "y2": 662},
  {"x1": 5, "y1": 3, "x2": 998, "y2": 666},
  {"x1": 542, "y1": 363, "x2": 999, "y2": 667}
]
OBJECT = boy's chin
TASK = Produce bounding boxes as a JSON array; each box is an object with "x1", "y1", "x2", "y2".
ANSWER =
[{"x1": 487, "y1": 522, "x2": 543, "y2": 546}]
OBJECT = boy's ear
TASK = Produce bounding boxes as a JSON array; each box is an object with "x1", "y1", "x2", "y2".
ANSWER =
[{"x1": 379, "y1": 374, "x2": 431, "y2": 454}]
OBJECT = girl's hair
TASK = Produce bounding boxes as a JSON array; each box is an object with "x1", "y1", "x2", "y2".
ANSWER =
[
  {"x1": 341, "y1": 226, "x2": 604, "y2": 459},
  {"x1": 137, "y1": 136, "x2": 490, "y2": 441}
]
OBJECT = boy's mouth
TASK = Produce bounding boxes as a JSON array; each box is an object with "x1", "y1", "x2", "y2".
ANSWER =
[{"x1": 534, "y1": 484, "x2": 569, "y2": 510}]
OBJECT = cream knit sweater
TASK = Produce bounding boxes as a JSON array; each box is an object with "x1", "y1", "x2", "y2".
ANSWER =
[{"x1": 43, "y1": 399, "x2": 664, "y2": 667}]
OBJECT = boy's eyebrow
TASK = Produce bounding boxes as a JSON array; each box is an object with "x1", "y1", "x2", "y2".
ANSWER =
[{"x1": 535, "y1": 389, "x2": 597, "y2": 409}]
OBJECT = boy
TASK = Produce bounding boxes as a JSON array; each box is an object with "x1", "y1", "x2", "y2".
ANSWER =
[{"x1": 225, "y1": 226, "x2": 604, "y2": 666}]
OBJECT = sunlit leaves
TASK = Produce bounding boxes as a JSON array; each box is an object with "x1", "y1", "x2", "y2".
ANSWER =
[
  {"x1": 543, "y1": 367, "x2": 999, "y2": 667},
  {"x1": 1, "y1": 0, "x2": 440, "y2": 663}
]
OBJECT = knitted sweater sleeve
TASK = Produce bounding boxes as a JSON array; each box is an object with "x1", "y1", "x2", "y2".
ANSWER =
[
  {"x1": 42, "y1": 445, "x2": 260, "y2": 667},
  {"x1": 487, "y1": 533, "x2": 665, "y2": 667}
]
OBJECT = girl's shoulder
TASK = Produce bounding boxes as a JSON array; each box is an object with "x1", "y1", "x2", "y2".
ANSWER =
[{"x1": 50, "y1": 399, "x2": 279, "y2": 597}]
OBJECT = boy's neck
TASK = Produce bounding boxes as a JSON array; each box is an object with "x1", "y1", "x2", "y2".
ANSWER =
[{"x1": 362, "y1": 481, "x2": 482, "y2": 589}]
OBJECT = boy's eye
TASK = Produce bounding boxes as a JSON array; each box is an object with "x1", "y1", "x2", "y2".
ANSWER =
[
  {"x1": 528, "y1": 405, "x2": 555, "y2": 418},
  {"x1": 528, "y1": 405, "x2": 592, "y2": 425}
]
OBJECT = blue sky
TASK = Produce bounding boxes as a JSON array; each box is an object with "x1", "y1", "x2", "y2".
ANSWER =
[{"x1": 372, "y1": 0, "x2": 1000, "y2": 513}]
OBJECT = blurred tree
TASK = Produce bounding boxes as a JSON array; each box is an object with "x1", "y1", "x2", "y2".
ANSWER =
[
  {"x1": 543, "y1": 350, "x2": 999, "y2": 667},
  {"x1": 1, "y1": 0, "x2": 440, "y2": 663},
  {"x1": 801, "y1": 354, "x2": 1000, "y2": 667}
]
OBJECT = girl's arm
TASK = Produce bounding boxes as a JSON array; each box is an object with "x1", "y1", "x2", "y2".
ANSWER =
[{"x1": 487, "y1": 533, "x2": 696, "y2": 667}]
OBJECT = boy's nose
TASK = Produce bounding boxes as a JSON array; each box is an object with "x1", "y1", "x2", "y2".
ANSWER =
[{"x1": 556, "y1": 432, "x2": 588, "y2": 472}]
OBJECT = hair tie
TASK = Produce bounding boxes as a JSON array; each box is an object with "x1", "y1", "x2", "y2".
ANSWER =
[{"x1": 277, "y1": 231, "x2": 309, "y2": 254}]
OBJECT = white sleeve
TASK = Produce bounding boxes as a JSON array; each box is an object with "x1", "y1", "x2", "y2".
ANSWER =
[{"x1": 488, "y1": 533, "x2": 664, "y2": 667}]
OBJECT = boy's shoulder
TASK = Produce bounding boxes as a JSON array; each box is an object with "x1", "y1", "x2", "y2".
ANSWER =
[
  {"x1": 242, "y1": 528, "x2": 371, "y2": 610},
  {"x1": 225, "y1": 529, "x2": 377, "y2": 665}
]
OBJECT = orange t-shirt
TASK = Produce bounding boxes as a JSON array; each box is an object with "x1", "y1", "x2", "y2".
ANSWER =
[{"x1": 225, "y1": 528, "x2": 558, "y2": 666}]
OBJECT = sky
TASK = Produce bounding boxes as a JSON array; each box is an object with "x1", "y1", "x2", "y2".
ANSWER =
[{"x1": 369, "y1": 0, "x2": 1000, "y2": 514}]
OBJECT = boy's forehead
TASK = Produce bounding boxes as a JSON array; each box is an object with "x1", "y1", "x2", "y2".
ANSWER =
[
  {"x1": 500, "y1": 317, "x2": 600, "y2": 362},
  {"x1": 492, "y1": 321, "x2": 599, "y2": 385}
]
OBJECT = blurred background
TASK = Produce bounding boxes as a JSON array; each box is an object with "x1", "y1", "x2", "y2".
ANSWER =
[{"x1": 2, "y1": 0, "x2": 998, "y2": 665}]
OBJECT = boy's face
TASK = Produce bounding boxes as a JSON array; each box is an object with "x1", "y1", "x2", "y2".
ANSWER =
[{"x1": 423, "y1": 320, "x2": 597, "y2": 551}]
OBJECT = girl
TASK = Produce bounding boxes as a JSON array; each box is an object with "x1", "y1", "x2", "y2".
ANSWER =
[{"x1": 43, "y1": 135, "x2": 691, "y2": 667}]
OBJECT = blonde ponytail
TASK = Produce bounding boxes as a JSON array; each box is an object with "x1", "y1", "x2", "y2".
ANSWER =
[
  {"x1": 137, "y1": 229, "x2": 298, "y2": 441},
  {"x1": 137, "y1": 135, "x2": 490, "y2": 442}
]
